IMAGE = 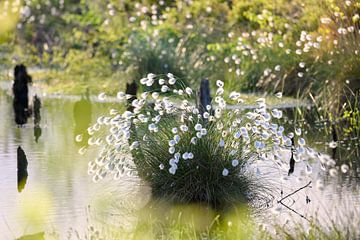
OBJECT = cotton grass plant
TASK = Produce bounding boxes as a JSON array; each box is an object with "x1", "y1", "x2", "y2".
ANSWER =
[{"x1": 79, "y1": 73, "x2": 337, "y2": 209}]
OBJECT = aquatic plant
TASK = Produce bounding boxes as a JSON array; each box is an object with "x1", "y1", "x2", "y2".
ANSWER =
[{"x1": 77, "y1": 73, "x2": 335, "y2": 209}]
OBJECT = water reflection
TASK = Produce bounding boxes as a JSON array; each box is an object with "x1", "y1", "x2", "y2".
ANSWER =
[
  {"x1": 73, "y1": 90, "x2": 92, "y2": 146},
  {"x1": 17, "y1": 146, "x2": 28, "y2": 193},
  {"x1": 33, "y1": 95, "x2": 42, "y2": 143},
  {"x1": 0, "y1": 91, "x2": 114, "y2": 238},
  {"x1": 288, "y1": 137, "x2": 295, "y2": 176},
  {"x1": 34, "y1": 126, "x2": 42, "y2": 143}
]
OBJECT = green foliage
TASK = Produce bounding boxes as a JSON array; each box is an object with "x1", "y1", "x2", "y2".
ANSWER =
[
  {"x1": 341, "y1": 91, "x2": 360, "y2": 137},
  {"x1": 0, "y1": 0, "x2": 359, "y2": 119}
]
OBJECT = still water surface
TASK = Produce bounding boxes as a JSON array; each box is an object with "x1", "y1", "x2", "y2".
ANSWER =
[
  {"x1": 0, "y1": 89, "x2": 134, "y2": 239},
  {"x1": 0, "y1": 86, "x2": 359, "y2": 238}
]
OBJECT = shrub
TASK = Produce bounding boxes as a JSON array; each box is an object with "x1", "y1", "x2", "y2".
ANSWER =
[{"x1": 79, "y1": 73, "x2": 328, "y2": 210}]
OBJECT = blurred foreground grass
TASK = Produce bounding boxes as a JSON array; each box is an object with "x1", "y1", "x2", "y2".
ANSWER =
[{"x1": 61, "y1": 201, "x2": 359, "y2": 240}]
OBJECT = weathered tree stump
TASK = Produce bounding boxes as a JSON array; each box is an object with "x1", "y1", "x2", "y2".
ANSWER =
[
  {"x1": 13, "y1": 64, "x2": 32, "y2": 125},
  {"x1": 73, "y1": 89, "x2": 92, "y2": 146},
  {"x1": 33, "y1": 95, "x2": 41, "y2": 126}
]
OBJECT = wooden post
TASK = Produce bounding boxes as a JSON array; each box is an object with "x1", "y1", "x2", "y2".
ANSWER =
[
  {"x1": 198, "y1": 79, "x2": 212, "y2": 118},
  {"x1": 33, "y1": 95, "x2": 41, "y2": 126},
  {"x1": 331, "y1": 124, "x2": 337, "y2": 159},
  {"x1": 125, "y1": 81, "x2": 138, "y2": 153},
  {"x1": 13, "y1": 64, "x2": 32, "y2": 125},
  {"x1": 288, "y1": 137, "x2": 295, "y2": 176},
  {"x1": 125, "y1": 81, "x2": 138, "y2": 112}
]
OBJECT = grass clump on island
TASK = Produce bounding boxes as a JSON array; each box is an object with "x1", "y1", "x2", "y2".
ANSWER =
[{"x1": 79, "y1": 73, "x2": 322, "y2": 210}]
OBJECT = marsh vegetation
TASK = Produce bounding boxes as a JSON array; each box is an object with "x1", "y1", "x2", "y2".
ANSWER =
[{"x1": 0, "y1": 0, "x2": 359, "y2": 239}]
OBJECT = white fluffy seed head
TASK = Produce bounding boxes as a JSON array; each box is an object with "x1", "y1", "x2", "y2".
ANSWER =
[
  {"x1": 232, "y1": 159, "x2": 239, "y2": 167},
  {"x1": 222, "y1": 168, "x2": 229, "y2": 176}
]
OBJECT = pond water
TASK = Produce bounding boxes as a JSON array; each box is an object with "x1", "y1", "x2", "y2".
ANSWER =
[
  {"x1": 0, "y1": 84, "x2": 359, "y2": 239},
  {"x1": 0, "y1": 89, "x2": 136, "y2": 239}
]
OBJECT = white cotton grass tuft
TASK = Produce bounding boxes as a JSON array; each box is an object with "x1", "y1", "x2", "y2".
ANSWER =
[
  {"x1": 194, "y1": 123, "x2": 202, "y2": 131},
  {"x1": 98, "y1": 92, "x2": 107, "y2": 101},
  {"x1": 295, "y1": 128, "x2": 302, "y2": 136},
  {"x1": 341, "y1": 164, "x2": 349, "y2": 173},
  {"x1": 329, "y1": 168, "x2": 338, "y2": 177},
  {"x1": 79, "y1": 73, "x2": 345, "y2": 207},
  {"x1": 232, "y1": 159, "x2": 239, "y2": 167},
  {"x1": 222, "y1": 168, "x2": 229, "y2": 176},
  {"x1": 78, "y1": 146, "x2": 87, "y2": 155},
  {"x1": 75, "y1": 134, "x2": 83, "y2": 142},
  {"x1": 275, "y1": 92, "x2": 282, "y2": 98},
  {"x1": 216, "y1": 80, "x2": 224, "y2": 87},
  {"x1": 329, "y1": 141, "x2": 338, "y2": 149},
  {"x1": 229, "y1": 91, "x2": 241, "y2": 100}
]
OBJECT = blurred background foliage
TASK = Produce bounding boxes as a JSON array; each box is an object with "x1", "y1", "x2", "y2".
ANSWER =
[{"x1": 0, "y1": 0, "x2": 359, "y2": 120}]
